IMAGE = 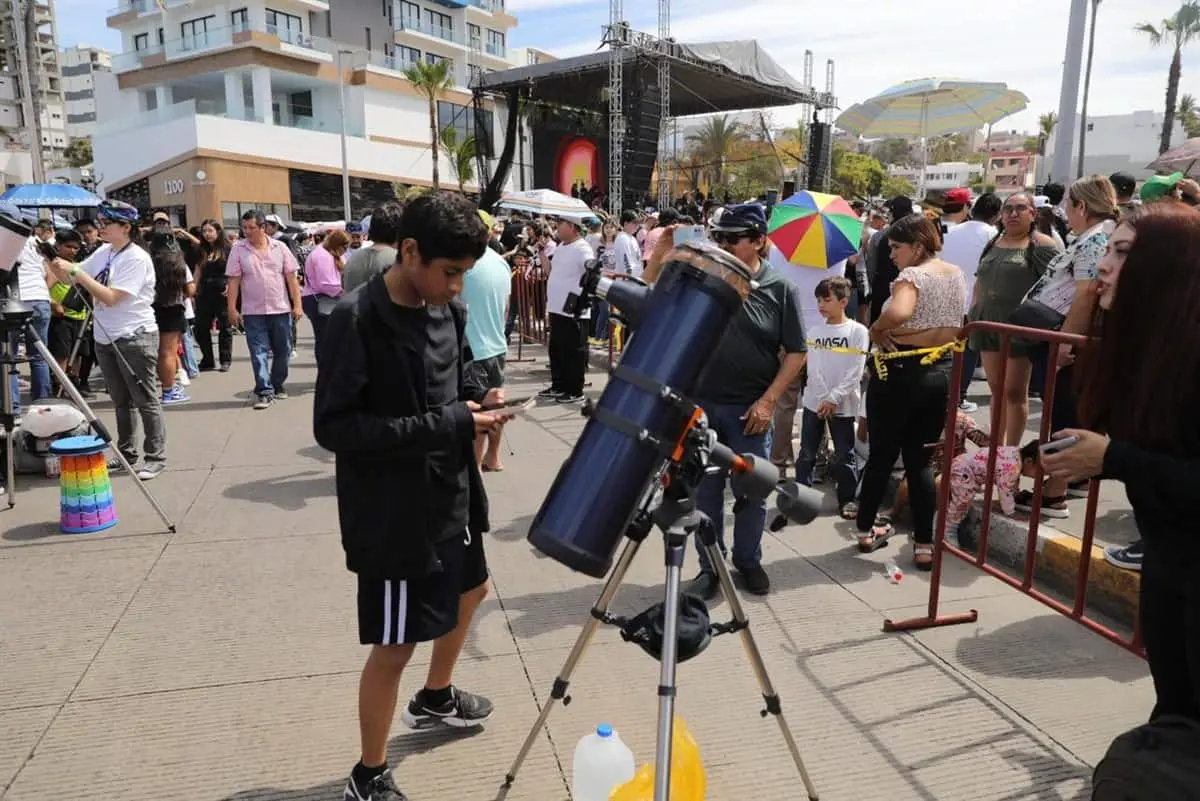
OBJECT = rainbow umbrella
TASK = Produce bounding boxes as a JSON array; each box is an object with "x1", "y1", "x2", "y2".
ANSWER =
[{"x1": 767, "y1": 191, "x2": 862, "y2": 268}]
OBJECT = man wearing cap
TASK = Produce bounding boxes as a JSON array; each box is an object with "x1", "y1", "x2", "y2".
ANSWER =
[
  {"x1": 1109, "y1": 171, "x2": 1141, "y2": 216},
  {"x1": 687, "y1": 203, "x2": 807, "y2": 598},
  {"x1": 539, "y1": 215, "x2": 595, "y2": 404},
  {"x1": 941, "y1": 188, "x2": 972, "y2": 233},
  {"x1": 346, "y1": 222, "x2": 367, "y2": 251}
]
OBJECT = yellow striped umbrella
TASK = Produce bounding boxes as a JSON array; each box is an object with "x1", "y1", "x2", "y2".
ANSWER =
[{"x1": 836, "y1": 78, "x2": 1028, "y2": 139}]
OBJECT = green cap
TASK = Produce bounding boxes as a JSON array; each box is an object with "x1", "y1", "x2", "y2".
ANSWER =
[{"x1": 1140, "y1": 171, "x2": 1184, "y2": 202}]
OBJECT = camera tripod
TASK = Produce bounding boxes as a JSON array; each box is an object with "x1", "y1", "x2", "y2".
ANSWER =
[
  {"x1": 503, "y1": 443, "x2": 820, "y2": 800},
  {"x1": 0, "y1": 299, "x2": 175, "y2": 531}
]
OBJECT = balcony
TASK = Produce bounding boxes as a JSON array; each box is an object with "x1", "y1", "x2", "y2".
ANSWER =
[
  {"x1": 469, "y1": 39, "x2": 506, "y2": 59},
  {"x1": 367, "y1": 51, "x2": 421, "y2": 74},
  {"x1": 396, "y1": 16, "x2": 466, "y2": 47},
  {"x1": 111, "y1": 21, "x2": 335, "y2": 74},
  {"x1": 468, "y1": 0, "x2": 505, "y2": 11}
]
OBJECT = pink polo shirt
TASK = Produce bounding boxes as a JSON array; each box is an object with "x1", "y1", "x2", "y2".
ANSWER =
[{"x1": 226, "y1": 237, "x2": 299, "y2": 316}]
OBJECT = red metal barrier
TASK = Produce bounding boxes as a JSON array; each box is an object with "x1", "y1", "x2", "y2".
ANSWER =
[
  {"x1": 882, "y1": 320, "x2": 1144, "y2": 658},
  {"x1": 511, "y1": 272, "x2": 548, "y2": 360}
]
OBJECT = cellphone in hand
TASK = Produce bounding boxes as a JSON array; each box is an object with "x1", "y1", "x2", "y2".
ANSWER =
[
  {"x1": 673, "y1": 225, "x2": 707, "y2": 246},
  {"x1": 1039, "y1": 435, "x2": 1080, "y2": 455}
]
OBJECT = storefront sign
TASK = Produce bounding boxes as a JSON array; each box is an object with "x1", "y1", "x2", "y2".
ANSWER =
[{"x1": 164, "y1": 178, "x2": 185, "y2": 196}]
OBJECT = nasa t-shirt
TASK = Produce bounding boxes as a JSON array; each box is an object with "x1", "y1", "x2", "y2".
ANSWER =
[{"x1": 802, "y1": 318, "x2": 870, "y2": 417}]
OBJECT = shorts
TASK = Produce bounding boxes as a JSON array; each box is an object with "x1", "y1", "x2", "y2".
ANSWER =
[
  {"x1": 47, "y1": 316, "x2": 85, "y2": 360},
  {"x1": 356, "y1": 530, "x2": 489, "y2": 646},
  {"x1": 154, "y1": 304, "x2": 188, "y2": 334},
  {"x1": 466, "y1": 355, "x2": 506, "y2": 389}
]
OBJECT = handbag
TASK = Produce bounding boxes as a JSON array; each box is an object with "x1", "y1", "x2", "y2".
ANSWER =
[
  {"x1": 315, "y1": 294, "x2": 338, "y2": 315},
  {"x1": 1008, "y1": 298, "x2": 1065, "y2": 331}
]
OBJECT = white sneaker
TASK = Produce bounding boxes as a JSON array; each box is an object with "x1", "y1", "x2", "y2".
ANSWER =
[{"x1": 176, "y1": 369, "x2": 190, "y2": 386}]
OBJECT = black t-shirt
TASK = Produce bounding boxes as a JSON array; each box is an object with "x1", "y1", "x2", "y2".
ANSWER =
[{"x1": 394, "y1": 302, "x2": 470, "y2": 542}]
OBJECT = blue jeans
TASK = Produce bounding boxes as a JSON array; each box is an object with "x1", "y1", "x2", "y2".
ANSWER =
[
  {"x1": 243, "y1": 313, "x2": 292, "y2": 398},
  {"x1": 592, "y1": 300, "x2": 610, "y2": 339},
  {"x1": 180, "y1": 321, "x2": 200, "y2": 379},
  {"x1": 7, "y1": 300, "x2": 51, "y2": 413},
  {"x1": 796, "y1": 409, "x2": 858, "y2": 507},
  {"x1": 695, "y1": 401, "x2": 771, "y2": 573}
]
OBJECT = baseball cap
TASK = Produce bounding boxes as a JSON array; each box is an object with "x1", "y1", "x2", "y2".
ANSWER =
[
  {"x1": 1141, "y1": 171, "x2": 1184, "y2": 202},
  {"x1": 944, "y1": 187, "x2": 971, "y2": 206},
  {"x1": 264, "y1": 213, "x2": 284, "y2": 227},
  {"x1": 96, "y1": 200, "x2": 140, "y2": 224},
  {"x1": 345, "y1": 221, "x2": 363, "y2": 234},
  {"x1": 151, "y1": 211, "x2": 171, "y2": 224},
  {"x1": 709, "y1": 203, "x2": 767, "y2": 235},
  {"x1": 883, "y1": 195, "x2": 914, "y2": 219},
  {"x1": 1109, "y1": 171, "x2": 1137, "y2": 198}
]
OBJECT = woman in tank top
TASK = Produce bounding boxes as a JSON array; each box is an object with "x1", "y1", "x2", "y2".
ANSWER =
[{"x1": 856, "y1": 213, "x2": 967, "y2": 570}]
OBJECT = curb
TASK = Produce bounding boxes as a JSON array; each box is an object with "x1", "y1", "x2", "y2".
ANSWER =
[{"x1": 972, "y1": 512, "x2": 1140, "y2": 628}]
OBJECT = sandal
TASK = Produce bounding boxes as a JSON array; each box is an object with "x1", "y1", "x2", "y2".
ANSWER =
[
  {"x1": 913, "y1": 543, "x2": 935, "y2": 571},
  {"x1": 481, "y1": 464, "x2": 504, "y2": 473},
  {"x1": 840, "y1": 501, "x2": 859, "y2": 520},
  {"x1": 857, "y1": 517, "x2": 893, "y2": 553}
]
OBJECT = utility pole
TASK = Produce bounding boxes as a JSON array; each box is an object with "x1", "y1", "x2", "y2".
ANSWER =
[
  {"x1": 1051, "y1": 0, "x2": 1088, "y2": 184},
  {"x1": 14, "y1": 0, "x2": 45, "y2": 182}
]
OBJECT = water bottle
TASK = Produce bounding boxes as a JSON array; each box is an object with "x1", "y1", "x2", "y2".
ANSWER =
[
  {"x1": 572, "y1": 723, "x2": 636, "y2": 801},
  {"x1": 884, "y1": 562, "x2": 903, "y2": 584}
]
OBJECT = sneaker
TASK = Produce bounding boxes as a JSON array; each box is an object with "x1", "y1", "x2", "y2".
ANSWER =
[
  {"x1": 1065, "y1": 481, "x2": 1090, "y2": 499},
  {"x1": 1104, "y1": 541, "x2": 1144, "y2": 571},
  {"x1": 105, "y1": 455, "x2": 125, "y2": 472},
  {"x1": 400, "y1": 686, "x2": 494, "y2": 730},
  {"x1": 253, "y1": 395, "x2": 274, "y2": 410},
  {"x1": 176, "y1": 370, "x2": 190, "y2": 387},
  {"x1": 161, "y1": 386, "x2": 191, "y2": 405},
  {"x1": 735, "y1": 564, "x2": 771, "y2": 595},
  {"x1": 198, "y1": 362, "x2": 217, "y2": 372},
  {"x1": 1014, "y1": 490, "x2": 1070, "y2": 519},
  {"x1": 344, "y1": 769, "x2": 407, "y2": 801},
  {"x1": 555, "y1": 392, "x2": 585, "y2": 405},
  {"x1": 274, "y1": 389, "x2": 289, "y2": 400},
  {"x1": 959, "y1": 399, "x2": 979, "y2": 413},
  {"x1": 685, "y1": 571, "x2": 720, "y2": 601},
  {"x1": 536, "y1": 386, "x2": 560, "y2": 400},
  {"x1": 218, "y1": 363, "x2": 231, "y2": 373},
  {"x1": 136, "y1": 461, "x2": 165, "y2": 481}
]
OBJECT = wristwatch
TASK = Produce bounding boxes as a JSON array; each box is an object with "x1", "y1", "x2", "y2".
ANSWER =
[{"x1": 68, "y1": 265, "x2": 80, "y2": 279}]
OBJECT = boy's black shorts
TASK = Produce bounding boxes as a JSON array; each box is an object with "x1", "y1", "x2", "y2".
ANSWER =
[{"x1": 356, "y1": 530, "x2": 488, "y2": 646}]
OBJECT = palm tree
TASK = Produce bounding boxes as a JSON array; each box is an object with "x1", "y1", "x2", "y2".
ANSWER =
[
  {"x1": 685, "y1": 115, "x2": 747, "y2": 189},
  {"x1": 1077, "y1": 0, "x2": 1102, "y2": 177},
  {"x1": 1037, "y1": 112, "x2": 1058, "y2": 156},
  {"x1": 1136, "y1": 1, "x2": 1200, "y2": 154},
  {"x1": 403, "y1": 59, "x2": 455, "y2": 190},
  {"x1": 439, "y1": 127, "x2": 477, "y2": 193},
  {"x1": 1179, "y1": 93, "x2": 1200, "y2": 137}
]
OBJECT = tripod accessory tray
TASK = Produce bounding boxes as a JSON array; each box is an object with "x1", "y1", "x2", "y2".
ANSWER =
[{"x1": 49, "y1": 435, "x2": 117, "y2": 534}]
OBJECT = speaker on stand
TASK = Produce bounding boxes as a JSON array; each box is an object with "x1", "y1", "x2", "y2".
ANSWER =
[{"x1": 806, "y1": 122, "x2": 831, "y2": 193}]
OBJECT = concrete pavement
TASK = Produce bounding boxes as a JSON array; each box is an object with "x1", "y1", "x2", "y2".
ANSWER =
[{"x1": 1, "y1": 328, "x2": 1153, "y2": 800}]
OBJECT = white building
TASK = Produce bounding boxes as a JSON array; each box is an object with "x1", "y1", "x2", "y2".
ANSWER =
[
  {"x1": 0, "y1": 0, "x2": 68, "y2": 169},
  {"x1": 888, "y1": 160, "x2": 983, "y2": 192},
  {"x1": 60, "y1": 44, "x2": 111, "y2": 140},
  {"x1": 1041, "y1": 110, "x2": 1187, "y2": 184},
  {"x1": 96, "y1": 0, "x2": 524, "y2": 226}
]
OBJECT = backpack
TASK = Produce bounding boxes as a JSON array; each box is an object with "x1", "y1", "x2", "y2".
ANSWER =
[{"x1": 1092, "y1": 715, "x2": 1200, "y2": 800}]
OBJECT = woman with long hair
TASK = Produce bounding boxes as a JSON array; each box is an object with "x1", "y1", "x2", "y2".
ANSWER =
[
  {"x1": 967, "y1": 192, "x2": 1061, "y2": 445},
  {"x1": 856, "y1": 213, "x2": 967, "y2": 570},
  {"x1": 147, "y1": 215, "x2": 193, "y2": 405},
  {"x1": 193, "y1": 219, "x2": 233, "y2": 371},
  {"x1": 300, "y1": 228, "x2": 350, "y2": 363},
  {"x1": 45, "y1": 201, "x2": 168, "y2": 479},
  {"x1": 1043, "y1": 203, "x2": 1200, "y2": 721}
]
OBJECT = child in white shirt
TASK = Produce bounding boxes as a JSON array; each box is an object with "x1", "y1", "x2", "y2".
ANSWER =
[{"x1": 799, "y1": 276, "x2": 870, "y2": 518}]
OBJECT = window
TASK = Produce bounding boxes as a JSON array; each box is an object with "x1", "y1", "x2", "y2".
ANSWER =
[
  {"x1": 397, "y1": 45, "x2": 421, "y2": 69},
  {"x1": 468, "y1": 64, "x2": 484, "y2": 85},
  {"x1": 180, "y1": 16, "x2": 215, "y2": 51},
  {"x1": 438, "y1": 100, "x2": 492, "y2": 145},
  {"x1": 467, "y1": 22, "x2": 480, "y2": 47},
  {"x1": 486, "y1": 29, "x2": 504, "y2": 56},
  {"x1": 231, "y1": 8, "x2": 248, "y2": 33},
  {"x1": 290, "y1": 90, "x2": 313, "y2": 119},
  {"x1": 426, "y1": 52, "x2": 452, "y2": 72},
  {"x1": 365, "y1": 27, "x2": 372, "y2": 51},
  {"x1": 222, "y1": 201, "x2": 291, "y2": 230},
  {"x1": 425, "y1": 9, "x2": 452, "y2": 40},
  {"x1": 133, "y1": 33, "x2": 149, "y2": 51},
  {"x1": 399, "y1": 1, "x2": 419, "y2": 28},
  {"x1": 266, "y1": 9, "x2": 303, "y2": 42}
]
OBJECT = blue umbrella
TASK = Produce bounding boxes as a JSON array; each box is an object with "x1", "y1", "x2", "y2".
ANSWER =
[{"x1": 0, "y1": 183, "x2": 102, "y2": 208}]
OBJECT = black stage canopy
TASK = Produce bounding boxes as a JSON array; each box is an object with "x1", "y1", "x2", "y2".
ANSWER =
[{"x1": 475, "y1": 39, "x2": 832, "y2": 118}]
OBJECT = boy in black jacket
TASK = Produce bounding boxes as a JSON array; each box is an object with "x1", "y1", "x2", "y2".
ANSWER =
[{"x1": 314, "y1": 192, "x2": 511, "y2": 801}]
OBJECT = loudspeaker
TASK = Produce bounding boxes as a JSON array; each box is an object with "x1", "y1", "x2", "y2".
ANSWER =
[
  {"x1": 806, "y1": 123, "x2": 831, "y2": 193},
  {"x1": 781, "y1": 180, "x2": 796, "y2": 200},
  {"x1": 621, "y1": 63, "x2": 662, "y2": 204}
]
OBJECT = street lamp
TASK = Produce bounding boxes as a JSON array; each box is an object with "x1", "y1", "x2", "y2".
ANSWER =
[{"x1": 336, "y1": 48, "x2": 354, "y2": 223}]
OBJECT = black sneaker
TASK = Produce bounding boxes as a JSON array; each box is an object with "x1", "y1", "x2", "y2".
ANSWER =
[
  {"x1": 555, "y1": 392, "x2": 585, "y2": 405},
  {"x1": 1013, "y1": 490, "x2": 1069, "y2": 519},
  {"x1": 400, "y1": 686, "x2": 494, "y2": 730},
  {"x1": 736, "y1": 564, "x2": 771, "y2": 595},
  {"x1": 1104, "y1": 540, "x2": 1144, "y2": 571},
  {"x1": 536, "y1": 386, "x2": 560, "y2": 400},
  {"x1": 685, "y1": 571, "x2": 720, "y2": 601},
  {"x1": 344, "y1": 769, "x2": 407, "y2": 801}
]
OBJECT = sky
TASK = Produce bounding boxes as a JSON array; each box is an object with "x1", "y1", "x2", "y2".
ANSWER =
[{"x1": 58, "y1": 0, "x2": 1200, "y2": 136}]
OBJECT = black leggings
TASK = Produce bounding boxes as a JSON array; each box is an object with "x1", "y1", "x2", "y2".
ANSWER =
[
  {"x1": 548, "y1": 313, "x2": 588, "y2": 396},
  {"x1": 1141, "y1": 543, "x2": 1200, "y2": 721},
  {"x1": 857, "y1": 356, "x2": 951, "y2": 544},
  {"x1": 194, "y1": 284, "x2": 233, "y2": 367}
]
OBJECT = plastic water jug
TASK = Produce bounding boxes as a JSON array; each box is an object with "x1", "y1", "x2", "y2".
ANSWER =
[{"x1": 572, "y1": 723, "x2": 635, "y2": 801}]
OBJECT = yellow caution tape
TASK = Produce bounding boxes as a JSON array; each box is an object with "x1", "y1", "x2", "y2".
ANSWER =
[{"x1": 805, "y1": 339, "x2": 966, "y2": 381}]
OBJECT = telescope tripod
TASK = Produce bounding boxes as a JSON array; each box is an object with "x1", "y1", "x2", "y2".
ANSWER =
[
  {"x1": 503, "y1": 481, "x2": 820, "y2": 801},
  {"x1": 0, "y1": 318, "x2": 175, "y2": 531}
]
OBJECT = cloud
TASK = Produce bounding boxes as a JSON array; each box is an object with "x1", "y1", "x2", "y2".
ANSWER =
[{"x1": 515, "y1": 0, "x2": 1200, "y2": 136}]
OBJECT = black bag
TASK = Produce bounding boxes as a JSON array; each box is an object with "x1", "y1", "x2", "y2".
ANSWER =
[
  {"x1": 1092, "y1": 715, "x2": 1200, "y2": 800},
  {"x1": 1009, "y1": 298, "x2": 1065, "y2": 331}
]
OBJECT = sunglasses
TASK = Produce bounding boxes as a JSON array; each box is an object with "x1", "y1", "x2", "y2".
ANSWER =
[{"x1": 711, "y1": 230, "x2": 756, "y2": 245}]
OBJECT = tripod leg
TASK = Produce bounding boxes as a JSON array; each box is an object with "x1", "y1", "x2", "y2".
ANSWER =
[
  {"x1": 504, "y1": 535, "x2": 644, "y2": 787},
  {"x1": 652, "y1": 533, "x2": 686, "y2": 801},
  {"x1": 57, "y1": 310, "x2": 89, "y2": 399},
  {"x1": 705, "y1": 541, "x2": 821, "y2": 801},
  {"x1": 2, "y1": 360, "x2": 14, "y2": 509},
  {"x1": 29, "y1": 335, "x2": 177, "y2": 533}
]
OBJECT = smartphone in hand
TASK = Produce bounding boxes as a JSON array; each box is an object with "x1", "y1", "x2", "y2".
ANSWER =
[
  {"x1": 672, "y1": 225, "x2": 707, "y2": 246},
  {"x1": 1040, "y1": 435, "x2": 1080, "y2": 455}
]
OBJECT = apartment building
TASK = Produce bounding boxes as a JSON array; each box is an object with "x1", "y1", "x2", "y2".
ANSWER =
[
  {"x1": 986, "y1": 150, "x2": 1038, "y2": 197},
  {"x1": 1041, "y1": 110, "x2": 1187, "y2": 183},
  {"x1": 96, "y1": 0, "x2": 522, "y2": 226},
  {"x1": 61, "y1": 44, "x2": 111, "y2": 140},
  {"x1": 0, "y1": 0, "x2": 67, "y2": 169}
]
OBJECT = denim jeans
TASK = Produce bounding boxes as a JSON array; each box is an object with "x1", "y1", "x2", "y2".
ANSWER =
[
  {"x1": 796, "y1": 410, "x2": 858, "y2": 507},
  {"x1": 695, "y1": 401, "x2": 772, "y2": 573},
  {"x1": 243, "y1": 313, "x2": 293, "y2": 398},
  {"x1": 592, "y1": 300, "x2": 610, "y2": 339},
  {"x1": 94, "y1": 330, "x2": 165, "y2": 463},
  {"x1": 180, "y1": 322, "x2": 200, "y2": 379},
  {"x1": 300, "y1": 294, "x2": 330, "y2": 365},
  {"x1": 7, "y1": 300, "x2": 51, "y2": 414}
]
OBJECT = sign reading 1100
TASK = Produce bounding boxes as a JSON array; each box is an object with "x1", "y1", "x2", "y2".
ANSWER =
[{"x1": 164, "y1": 178, "x2": 185, "y2": 195}]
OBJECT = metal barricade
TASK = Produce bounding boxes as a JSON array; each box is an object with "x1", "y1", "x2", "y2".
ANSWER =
[
  {"x1": 510, "y1": 272, "x2": 548, "y2": 362},
  {"x1": 882, "y1": 320, "x2": 1144, "y2": 657}
]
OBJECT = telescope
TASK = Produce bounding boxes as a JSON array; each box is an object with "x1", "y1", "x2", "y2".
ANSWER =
[{"x1": 507, "y1": 243, "x2": 822, "y2": 801}]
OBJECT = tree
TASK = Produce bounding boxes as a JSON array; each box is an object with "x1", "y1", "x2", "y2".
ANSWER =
[
  {"x1": 929, "y1": 132, "x2": 970, "y2": 163},
  {"x1": 1136, "y1": 1, "x2": 1200, "y2": 154},
  {"x1": 879, "y1": 175, "x2": 915, "y2": 199},
  {"x1": 1078, "y1": 0, "x2": 1103, "y2": 177},
  {"x1": 403, "y1": 59, "x2": 455, "y2": 189},
  {"x1": 871, "y1": 137, "x2": 914, "y2": 166},
  {"x1": 439, "y1": 127, "x2": 476, "y2": 193},
  {"x1": 1037, "y1": 112, "x2": 1058, "y2": 155},
  {"x1": 1022, "y1": 136, "x2": 1041, "y2": 153},
  {"x1": 685, "y1": 115, "x2": 748, "y2": 188},
  {"x1": 1180, "y1": 93, "x2": 1200, "y2": 136},
  {"x1": 62, "y1": 137, "x2": 92, "y2": 167},
  {"x1": 831, "y1": 144, "x2": 886, "y2": 200}
]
